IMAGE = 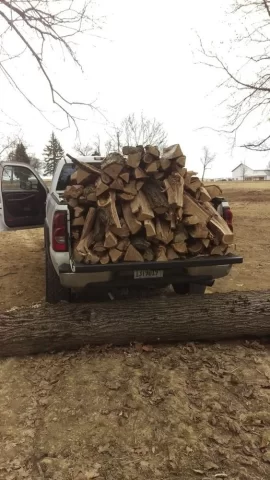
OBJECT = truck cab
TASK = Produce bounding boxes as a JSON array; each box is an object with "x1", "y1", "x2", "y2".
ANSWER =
[{"x1": 0, "y1": 158, "x2": 243, "y2": 303}]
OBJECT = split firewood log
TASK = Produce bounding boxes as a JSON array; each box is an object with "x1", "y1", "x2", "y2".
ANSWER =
[
  {"x1": 124, "y1": 244, "x2": 144, "y2": 262},
  {"x1": 134, "y1": 167, "x2": 147, "y2": 179},
  {"x1": 131, "y1": 237, "x2": 151, "y2": 252},
  {"x1": 101, "y1": 153, "x2": 125, "y2": 179},
  {"x1": 144, "y1": 219, "x2": 156, "y2": 239},
  {"x1": 110, "y1": 220, "x2": 130, "y2": 238},
  {"x1": 199, "y1": 186, "x2": 212, "y2": 202},
  {"x1": 155, "y1": 245, "x2": 168, "y2": 262},
  {"x1": 119, "y1": 172, "x2": 130, "y2": 183},
  {"x1": 110, "y1": 178, "x2": 125, "y2": 191},
  {"x1": 126, "y1": 152, "x2": 142, "y2": 168},
  {"x1": 93, "y1": 242, "x2": 107, "y2": 254},
  {"x1": 142, "y1": 180, "x2": 169, "y2": 214},
  {"x1": 167, "y1": 247, "x2": 179, "y2": 260},
  {"x1": 122, "y1": 146, "x2": 144, "y2": 155},
  {"x1": 117, "y1": 238, "x2": 131, "y2": 252},
  {"x1": 67, "y1": 198, "x2": 78, "y2": 208},
  {"x1": 95, "y1": 178, "x2": 109, "y2": 197},
  {"x1": 74, "y1": 206, "x2": 85, "y2": 218},
  {"x1": 188, "y1": 239, "x2": 203, "y2": 255},
  {"x1": 204, "y1": 184, "x2": 223, "y2": 199},
  {"x1": 72, "y1": 216, "x2": 85, "y2": 227},
  {"x1": 84, "y1": 250, "x2": 100, "y2": 265},
  {"x1": 67, "y1": 154, "x2": 102, "y2": 176},
  {"x1": 145, "y1": 145, "x2": 160, "y2": 158},
  {"x1": 122, "y1": 202, "x2": 142, "y2": 235},
  {"x1": 164, "y1": 173, "x2": 184, "y2": 209},
  {"x1": 143, "y1": 247, "x2": 155, "y2": 261},
  {"x1": 155, "y1": 218, "x2": 174, "y2": 245},
  {"x1": 64, "y1": 185, "x2": 84, "y2": 199},
  {"x1": 186, "y1": 177, "x2": 202, "y2": 195},
  {"x1": 163, "y1": 144, "x2": 186, "y2": 168},
  {"x1": 172, "y1": 242, "x2": 188, "y2": 255},
  {"x1": 97, "y1": 191, "x2": 121, "y2": 229},
  {"x1": 100, "y1": 172, "x2": 112, "y2": 185},
  {"x1": 99, "y1": 252, "x2": 110, "y2": 265},
  {"x1": 104, "y1": 231, "x2": 118, "y2": 249},
  {"x1": 130, "y1": 191, "x2": 155, "y2": 221},
  {"x1": 109, "y1": 248, "x2": 123, "y2": 263},
  {"x1": 183, "y1": 192, "x2": 210, "y2": 223},
  {"x1": 188, "y1": 223, "x2": 211, "y2": 239},
  {"x1": 174, "y1": 224, "x2": 188, "y2": 243}
]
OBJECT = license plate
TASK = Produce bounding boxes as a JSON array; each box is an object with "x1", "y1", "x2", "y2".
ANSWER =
[{"x1": 134, "y1": 270, "x2": 163, "y2": 279}]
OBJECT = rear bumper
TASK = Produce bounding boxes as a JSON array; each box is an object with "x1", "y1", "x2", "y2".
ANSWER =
[{"x1": 58, "y1": 254, "x2": 243, "y2": 290}]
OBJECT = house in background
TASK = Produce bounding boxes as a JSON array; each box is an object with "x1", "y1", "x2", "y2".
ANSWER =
[{"x1": 232, "y1": 163, "x2": 270, "y2": 181}]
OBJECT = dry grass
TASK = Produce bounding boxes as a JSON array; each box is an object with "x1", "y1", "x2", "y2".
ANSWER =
[{"x1": 1, "y1": 183, "x2": 270, "y2": 479}]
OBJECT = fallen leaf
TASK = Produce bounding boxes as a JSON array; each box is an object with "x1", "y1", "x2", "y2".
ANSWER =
[{"x1": 142, "y1": 345, "x2": 154, "y2": 352}]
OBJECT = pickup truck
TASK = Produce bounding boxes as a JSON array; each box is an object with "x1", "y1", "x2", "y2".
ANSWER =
[{"x1": 0, "y1": 157, "x2": 243, "y2": 303}]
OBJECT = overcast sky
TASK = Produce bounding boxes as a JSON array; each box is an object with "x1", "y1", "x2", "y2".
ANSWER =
[{"x1": 1, "y1": 0, "x2": 269, "y2": 178}]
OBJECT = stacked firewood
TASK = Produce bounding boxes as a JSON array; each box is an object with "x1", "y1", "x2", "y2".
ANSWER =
[{"x1": 64, "y1": 144, "x2": 234, "y2": 264}]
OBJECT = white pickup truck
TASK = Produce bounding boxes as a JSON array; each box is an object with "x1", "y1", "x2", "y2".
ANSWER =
[{"x1": 0, "y1": 157, "x2": 243, "y2": 303}]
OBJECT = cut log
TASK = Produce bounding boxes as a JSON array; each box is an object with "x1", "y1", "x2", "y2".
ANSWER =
[
  {"x1": 163, "y1": 144, "x2": 184, "y2": 160},
  {"x1": 183, "y1": 215, "x2": 200, "y2": 226},
  {"x1": 155, "y1": 218, "x2": 174, "y2": 245},
  {"x1": 153, "y1": 171, "x2": 165, "y2": 181},
  {"x1": 110, "y1": 220, "x2": 130, "y2": 238},
  {"x1": 93, "y1": 242, "x2": 107, "y2": 254},
  {"x1": 109, "y1": 248, "x2": 123, "y2": 263},
  {"x1": 101, "y1": 172, "x2": 112, "y2": 184},
  {"x1": 71, "y1": 216, "x2": 85, "y2": 227},
  {"x1": 176, "y1": 156, "x2": 186, "y2": 168},
  {"x1": 123, "y1": 180, "x2": 137, "y2": 196},
  {"x1": 92, "y1": 212, "x2": 105, "y2": 243},
  {"x1": 131, "y1": 237, "x2": 150, "y2": 252},
  {"x1": 117, "y1": 238, "x2": 131, "y2": 252},
  {"x1": 95, "y1": 178, "x2": 109, "y2": 197},
  {"x1": 167, "y1": 247, "x2": 179, "y2": 260},
  {"x1": 155, "y1": 245, "x2": 168, "y2": 262},
  {"x1": 130, "y1": 191, "x2": 155, "y2": 221},
  {"x1": 142, "y1": 180, "x2": 169, "y2": 214},
  {"x1": 67, "y1": 154, "x2": 101, "y2": 176},
  {"x1": 75, "y1": 208, "x2": 96, "y2": 253},
  {"x1": 118, "y1": 192, "x2": 136, "y2": 202},
  {"x1": 134, "y1": 167, "x2": 147, "y2": 179},
  {"x1": 184, "y1": 171, "x2": 198, "y2": 186},
  {"x1": 101, "y1": 153, "x2": 125, "y2": 179},
  {"x1": 84, "y1": 250, "x2": 100, "y2": 265},
  {"x1": 174, "y1": 225, "x2": 188, "y2": 243},
  {"x1": 160, "y1": 157, "x2": 171, "y2": 171},
  {"x1": 126, "y1": 152, "x2": 142, "y2": 168},
  {"x1": 84, "y1": 186, "x2": 97, "y2": 202},
  {"x1": 144, "y1": 219, "x2": 156, "y2": 239},
  {"x1": 188, "y1": 239, "x2": 203, "y2": 255},
  {"x1": 189, "y1": 223, "x2": 211, "y2": 239},
  {"x1": 199, "y1": 186, "x2": 212, "y2": 202},
  {"x1": 76, "y1": 169, "x2": 93, "y2": 186},
  {"x1": 143, "y1": 153, "x2": 156, "y2": 164},
  {"x1": 145, "y1": 145, "x2": 160, "y2": 158},
  {"x1": 74, "y1": 206, "x2": 85, "y2": 218},
  {"x1": 145, "y1": 161, "x2": 159, "y2": 173},
  {"x1": 99, "y1": 253, "x2": 110, "y2": 265},
  {"x1": 210, "y1": 245, "x2": 224, "y2": 255},
  {"x1": 172, "y1": 242, "x2": 188, "y2": 254},
  {"x1": 186, "y1": 177, "x2": 202, "y2": 195},
  {"x1": 124, "y1": 244, "x2": 144, "y2": 262},
  {"x1": 119, "y1": 172, "x2": 130, "y2": 183},
  {"x1": 104, "y1": 231, "x2": 118, "y2": 249},
  {"x1": 183, "y1": 193, "x2": 210, "y2": 223},
  {"x1": 110, "y1": 178, "x2": 125, "y2": 191},
  {"x1": 122, "y1": 202, "x2": 142, "y2": 235},
  {"x1": 203, "y1": 202, "x2": 234, "y2": 245},
  {"x1": 204, "y1": 184, "x2": 223, "y2": 199},
  {"x1": 164, "y1": 174, "x2": 184, "y2": 209},
  {"x1": 64, "y1": 185, "x2": 84, "y2": 199},
  {"x1": 70, "y1": 170, "x2": 78, "y2": 183},
  {"x1": 143, "y1": 247, "x2": 154, "y2": 261},
  {"x1": 98, "y1": 191, "x2": 121, "y2": 229},
  {"x1": 67, "y1": 198, "x2": 78, "y2": 208},
  {"x1": 3, "y1": 290, "x2": 270, "y2": 356}
]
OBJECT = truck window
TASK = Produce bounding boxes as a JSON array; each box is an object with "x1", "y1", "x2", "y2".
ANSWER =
[{"x1": 56, "y1": 164, "x2": 76, "y2": 190}]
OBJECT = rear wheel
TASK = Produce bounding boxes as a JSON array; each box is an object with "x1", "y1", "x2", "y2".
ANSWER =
[
  {"x1": 172, "y1": 283, "x2": 207, "y2": 295},
  {"x1": 45, "y1": 252, "x2": 71, "y2": 303}
]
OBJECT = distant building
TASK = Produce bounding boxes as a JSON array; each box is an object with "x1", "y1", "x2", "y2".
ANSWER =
[{"x1": 232, "y1": 163, "x2": 270, "y2": 181}]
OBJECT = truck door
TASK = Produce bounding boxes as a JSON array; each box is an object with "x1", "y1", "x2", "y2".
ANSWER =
[{"x1": 0, "y1": 163, "x2": 48, "y2": 230}]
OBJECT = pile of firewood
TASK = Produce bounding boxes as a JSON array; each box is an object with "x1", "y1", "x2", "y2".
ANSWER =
[{"x1": 64, "y1": 144, "x2": 234, "y2": 265}]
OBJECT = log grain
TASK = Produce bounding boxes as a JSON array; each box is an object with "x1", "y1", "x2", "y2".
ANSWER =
[{"x1": 1, "y1": 291, "x2": 270, "y2": 357}]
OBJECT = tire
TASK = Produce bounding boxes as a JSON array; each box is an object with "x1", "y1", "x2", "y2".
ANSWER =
[
  {"x1": 172, "y1": 283, "x2": 207, "y2": 295},
  {"x1": 45, "y1": 252, "x2": 71, "y2": 303}
]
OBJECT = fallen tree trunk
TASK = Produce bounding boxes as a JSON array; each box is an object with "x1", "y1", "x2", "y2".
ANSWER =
[{"x1": 1, "y1": 291, "x2": 270, "y2": 357}]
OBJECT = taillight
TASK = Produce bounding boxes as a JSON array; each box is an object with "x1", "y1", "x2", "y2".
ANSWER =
[
  {"x1": 52, "y1": 211, "x2": 68, "y2": 251},
  {"x1": 223, "y1": 207, "x2": 233, "y2": 232}
]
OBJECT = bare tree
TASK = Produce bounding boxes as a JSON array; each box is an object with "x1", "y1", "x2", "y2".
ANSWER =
[
  {"x1": 74, "y1": 135, "x2": 101, "y2": 156},
  {"x1": 0, "y1": 132, "x2": 22, "y2": 159},
  {"x1": 200, "y1": 146, "x2": 216, "y2": 180},
  {"x1": 0, "y1": 1, "x2": 101, "y2": 127},
  {"x1": 107, "y1": 113, "x2": 168, "y2": 152},
  {"x1": 198, "y1": 0, "x2": 270, "y2": 151}
]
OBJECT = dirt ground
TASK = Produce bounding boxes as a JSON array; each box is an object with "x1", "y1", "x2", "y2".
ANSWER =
[{"x1": 1, "y1": 182, "x2": 270, "y2": 479}]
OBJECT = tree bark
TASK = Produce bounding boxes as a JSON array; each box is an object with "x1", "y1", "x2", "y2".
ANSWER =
[{"x1": 1, "y1": 291, "x2": 270, "y2": 357}]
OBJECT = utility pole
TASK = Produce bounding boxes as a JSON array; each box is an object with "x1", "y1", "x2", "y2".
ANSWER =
[{"x1": 116, "y1": 131, "x2": 120, "y2": 153}]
